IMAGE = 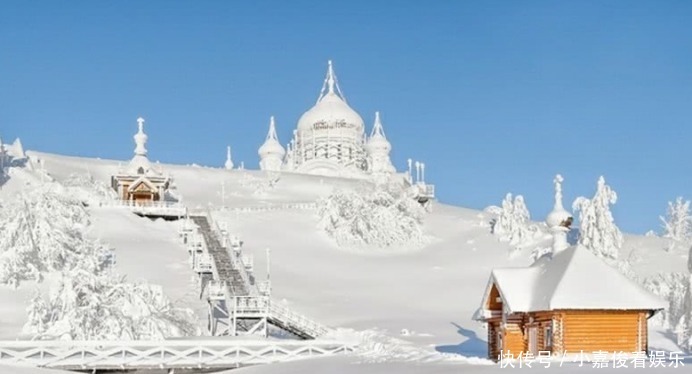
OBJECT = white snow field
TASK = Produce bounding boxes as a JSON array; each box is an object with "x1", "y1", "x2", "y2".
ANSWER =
[{"x1": 0, "y1": 150, "x2": 688, "y2": 373}]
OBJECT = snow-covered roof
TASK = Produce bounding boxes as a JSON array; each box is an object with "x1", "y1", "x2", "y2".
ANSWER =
[{"x1": 480, "y1": 245, "x2": 667, "y2": 314}]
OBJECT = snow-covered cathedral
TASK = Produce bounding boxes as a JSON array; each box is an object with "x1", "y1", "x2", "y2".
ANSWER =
[{"x1": 257, "y1": 61, "x2": 397, "y2": 179}]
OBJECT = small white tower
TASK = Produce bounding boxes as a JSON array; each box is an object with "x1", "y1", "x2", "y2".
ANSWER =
[
  {"x1": 546, "y1": 174, "x2": 573, "y2": 255},
  {"x1": 128, "y1": 117, "x2": 153, "y2": 175},
  {"x1": 224, "y1": 145, "x2": 234, "y2": 170},
  {"x1": 365, "y1": 111, "x2": 396, "y2": 175},
  {"x1": 258, "y1": 116, "x2": 285, "y2": 172}
]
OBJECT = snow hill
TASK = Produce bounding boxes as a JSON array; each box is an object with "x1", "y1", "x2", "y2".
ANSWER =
[{"x1": 0, "y1": 150, "x2": 689, "y2": 373}]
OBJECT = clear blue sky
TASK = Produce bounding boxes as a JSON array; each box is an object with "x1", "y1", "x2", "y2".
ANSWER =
[{"x1": 1, "y1": 1, "x2": 690, "y2": 234}]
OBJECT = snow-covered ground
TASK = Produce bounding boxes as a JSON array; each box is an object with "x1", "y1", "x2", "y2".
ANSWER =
[{"x1": 0, "y1": 150, "x2": 688, "y2": 373}]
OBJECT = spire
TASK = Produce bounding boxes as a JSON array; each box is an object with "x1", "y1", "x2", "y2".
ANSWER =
[
  {"x1": 327, "y1": 60, "x2": 335, "y2": 94},
  {"x1": 134, "y1": 117, "x2": 148, "y2": 156},
  {"x1": 267, "y1": 116, "x2": 279, "y2": 141},
  {"x1": 553, "y1": 174, "x2": 564, "y2": 211},
  {"x1": 317, "y1": 60, "x2": 346, "y2": 103},
  {"x1": 370, "y1": 111, "x2": 387, "y2": 139},
  {"x1": 546, "y1": 174, "x2": 573, "y2": 255},
  {"x1": 224, "y1": 145, "x2": 234, "y2": 170}
]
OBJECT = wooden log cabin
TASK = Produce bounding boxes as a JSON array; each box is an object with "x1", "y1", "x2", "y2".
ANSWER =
[{"x1": 475, "y1": 245, "x2": 666, "y2": 361}]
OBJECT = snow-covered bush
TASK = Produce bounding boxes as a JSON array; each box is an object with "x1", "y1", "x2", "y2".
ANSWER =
[
  {"x1": 572, "y1": 176, "x2": 623, "y2": 259},
  {"x1": 240, "y1": 171, "x2": 280, "y2": 196},
  {"x1": 317, "y1": 182, "x2": 427, "y2": 249},
  {"x1": 660, "y1": 197, "x2": 691, "y2": 250},
  {"x1": 62, "y1": 172, "x2": 117, "y2": 205},
  {"x1": 487, "y1": 193, "x2": 540, "y2": 252}
]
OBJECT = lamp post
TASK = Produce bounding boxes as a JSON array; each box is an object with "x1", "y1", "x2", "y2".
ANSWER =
[{"x1": 421, "y1": 163, "x2": 426, "y2": 184}]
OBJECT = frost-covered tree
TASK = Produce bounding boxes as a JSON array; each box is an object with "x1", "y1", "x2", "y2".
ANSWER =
[
  {"x1": 62, "y1": 172, "x2": 117, "y2": 205},
  {"x1": 24, "y1": 264, "x2": 199, "y2": 340},
  {"x1": 487, "y1": 193, "x2": 538, "y2": 250},
  {"x1": 316, "y1": 181, "x2": 427, "y2": 249},
  {"x1": 0, "y1": 183, "x2": 106, "y2": 287},
  {"x1": 572, "y1": 176, "x2": 623, "y2": 259},
  {"x1": 660, "y1": 197, "x2": 691, "y2": 246},
  {"x1": 2, "y1": 183, "x2": 200, "y2": 340}
]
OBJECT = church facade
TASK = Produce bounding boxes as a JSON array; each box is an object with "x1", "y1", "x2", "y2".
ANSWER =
[{"x1": 257, "y1": 61, "x2": 396, "y2": 179}]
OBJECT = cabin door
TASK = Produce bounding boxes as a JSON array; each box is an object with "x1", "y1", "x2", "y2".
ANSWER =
[{"x1": 528, "y1": 327, "x2": 538, "y2": 355}]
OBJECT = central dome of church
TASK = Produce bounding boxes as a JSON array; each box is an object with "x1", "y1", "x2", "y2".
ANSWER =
[
  {"x1": 296, "y1": 61, "x2": 365, "y2": 135},
  {"x1": 297, "y1": 91, "x2": 365, "y2": 133}
]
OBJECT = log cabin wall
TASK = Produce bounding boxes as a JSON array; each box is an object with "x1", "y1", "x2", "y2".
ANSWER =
[
  {"x1": 487, "y1": 321, "x2": 499, "y2": 360},
  {"x1": 523, "y1": 311, "x2": 556, "y2": 354},
  {"x1": 503, "y1": 314, "x2": 526, "y2": 357},
  {"x1": 638, "y1": 312, "x2": 648, "y2": 352},
  {"x1": 559, "y1": 310, "x2": 645, "y2": 354}
]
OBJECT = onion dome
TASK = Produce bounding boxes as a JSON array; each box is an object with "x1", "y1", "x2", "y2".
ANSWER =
[
  {"x1": 365, "y1": 111, "x2": 392, "y2": 155},
  {"x1": 258, "y1": 116, "x2": 285, "y2": 158},
  {"x1": 296, "y1": 60, "x2": 364, "y2": 134}
]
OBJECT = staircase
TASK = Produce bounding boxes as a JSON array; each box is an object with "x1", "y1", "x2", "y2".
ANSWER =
[
  {"x1": 190, "y1": 216, "x2": 248, "y2": 296},
  {"x1": 268, "y1": 302, "x2": 330, "y2": 339},
  {"x1": 188, "y1": 211, "x2": 330, "y2": 339}
]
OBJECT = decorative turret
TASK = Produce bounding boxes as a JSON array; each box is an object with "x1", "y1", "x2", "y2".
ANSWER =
[
  {"x1": 127, "y1": 117, "x2": 155, "y2": 175},
  {"x1": 366, "y1": 111, "x2": 395, "y2": 174},
  {"x1": 224, "y1": 146, "x2": 234, "y2": 170},
  {"x1": 258, "y1": 116, "x2": 285, "y2": 172},
  {"x1": 546, "y1": 174, "x2": 573, "y2": 254}
]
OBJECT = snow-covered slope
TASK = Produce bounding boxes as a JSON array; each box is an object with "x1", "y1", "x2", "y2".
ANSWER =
[{"x1": 0, "y1": 150, "x2": 687, "y2": 373}]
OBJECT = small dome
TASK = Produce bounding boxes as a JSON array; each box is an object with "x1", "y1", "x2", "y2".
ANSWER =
[
  {"x1": 297, "y1": 92, "x2": 364, "y2": 134},
  {"x1": 365, "y1": 112, "x2": 391, "y2": 155},
  {"x1": 366, "y1": 134, "x2": 391, "y2": 154},
  {"x1": 259, "y1": 116, "x2": 285, "y2": 159},
  {"x1": 258, "y1": 139, "x2": 285, "y2": 158},
  {"x1": 546, "y1": 207, "x2": 572, "y2": 229}
]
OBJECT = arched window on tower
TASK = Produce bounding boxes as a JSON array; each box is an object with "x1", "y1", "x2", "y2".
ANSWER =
[{"x1": 137, "y1": 167, "x2": 145, "y2": 175}]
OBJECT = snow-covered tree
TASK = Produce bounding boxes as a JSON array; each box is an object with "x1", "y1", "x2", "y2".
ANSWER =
[
  {"x1": 316, "y1": 181, "x2": 427, "y2": 249},
  {"x1": 572, "y1": 176, "x2": 623, "y2": 259},
  {"x1": 2, "y1": 183, "x2": 200, "y2": 340},
  {"x1": 24, "y1": 266, "x2": 199, "y2": 340},
  {"x1": 487, "y1": 193, "x2": 539, "y2": 251},
  {"x1": 0, "y1": 183, "x2": 106, "y2": 287},
  {"x1": 62, "y1": 172, "x2": 117, "y2": 205},
  {"x1": 660, "y1": 197, "x2": 691, "y2": 248}
]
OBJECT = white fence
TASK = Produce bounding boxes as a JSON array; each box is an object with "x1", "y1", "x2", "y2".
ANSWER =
[
  {"x1": 99, "y1": 199, "x2": 187, "y2": 217},
  {"x1": 0, "y1": 339, "x2": 357, "y2": 371},
  {"x1": 223, "y1": 202, "x2": 318, "y2": 213}
]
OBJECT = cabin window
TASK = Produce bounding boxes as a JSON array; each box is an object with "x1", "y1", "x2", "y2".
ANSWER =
[
  {"x1": 496, "y1": 329, "x2": 503, "y2": 351},
  {"x1": 544, "y1": 326, "x2": 553, "y2": 349}
]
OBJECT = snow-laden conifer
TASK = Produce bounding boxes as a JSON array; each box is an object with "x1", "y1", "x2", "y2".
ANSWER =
[
  {"x1": 487, "y1": 193, "x2": 539, "y2": 252},
  {"x1": 572, "y1": 176, "x2": 623, "y2": 259},
  {"x1": 1, "y1": 182, "x2": 199, "y2": 340},
  {"x1": 660, "y1": 197, "x2": 691, "y2": 250}
]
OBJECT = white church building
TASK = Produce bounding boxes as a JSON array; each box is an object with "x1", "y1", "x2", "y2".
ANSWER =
[{"x1": 257, "y1": 61, "x2": 404, "y2": 180}]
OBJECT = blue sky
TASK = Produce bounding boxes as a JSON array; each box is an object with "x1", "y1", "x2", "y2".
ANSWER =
[{"x1": 1, "y1": 1, "x2": 690, "y2": 234}]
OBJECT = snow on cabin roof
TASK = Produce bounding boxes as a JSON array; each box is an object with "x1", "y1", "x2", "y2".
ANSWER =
[{"x1": 481, "y1": 245, "x2": 667, "y2": 314}]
